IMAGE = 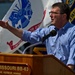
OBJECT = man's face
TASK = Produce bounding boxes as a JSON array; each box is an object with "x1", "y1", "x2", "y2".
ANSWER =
[{"x1": 49, "y1": 7, "x2": 64, "y2": 28}]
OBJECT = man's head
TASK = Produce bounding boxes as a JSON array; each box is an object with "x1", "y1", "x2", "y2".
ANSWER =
[{"x1": 49, "y1": 2, "x2": 70, "y2": 29}]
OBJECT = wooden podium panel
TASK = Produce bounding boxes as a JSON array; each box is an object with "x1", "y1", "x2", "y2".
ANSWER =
[
  {"x1": 0, "y1": 53, "x2": 74, "y2": 75},
  {"x1": 0, "y1": 62, "x2": 31, "y2": 75}
]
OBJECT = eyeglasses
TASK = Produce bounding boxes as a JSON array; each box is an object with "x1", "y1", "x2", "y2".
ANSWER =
[{"x1": 49, "y1": 11, "x2": 64, "y2": 15}]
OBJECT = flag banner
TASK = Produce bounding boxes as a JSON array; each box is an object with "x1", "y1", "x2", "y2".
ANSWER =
[
  {"x1": 62, "y1": 0, "x2": 75, "y2": 24},
  {"x1": 0, "y1": 0, "x2": 61, "y2": 53}
]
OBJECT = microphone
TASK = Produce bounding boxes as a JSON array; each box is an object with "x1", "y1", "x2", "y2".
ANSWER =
[{"x1": 41, "y1": 30, "x2": 57, "y2": 42}]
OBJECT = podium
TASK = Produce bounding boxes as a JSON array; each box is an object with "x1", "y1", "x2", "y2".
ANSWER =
[{"x1": 0, "y1": 53, "x2": 74, "y2": 75}]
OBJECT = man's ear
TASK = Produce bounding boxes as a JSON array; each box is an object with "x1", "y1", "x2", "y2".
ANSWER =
[{"x1": 62, "y1": 14, "x2": 67, "y2": 20}]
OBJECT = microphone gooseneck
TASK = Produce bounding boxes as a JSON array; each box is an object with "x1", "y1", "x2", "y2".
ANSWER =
[{"x1": 42, "y1": 30, "x2": 57, "y2": 42}]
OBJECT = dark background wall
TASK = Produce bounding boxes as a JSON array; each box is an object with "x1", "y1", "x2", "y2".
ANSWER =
[{"x1": 0, "y1": 0, "x2": 14, "y2": 20}]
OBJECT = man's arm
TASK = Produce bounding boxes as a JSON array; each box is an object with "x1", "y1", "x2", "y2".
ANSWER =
[{"x1": 0, "y1": 21, "x2": 23, "y2": 38}]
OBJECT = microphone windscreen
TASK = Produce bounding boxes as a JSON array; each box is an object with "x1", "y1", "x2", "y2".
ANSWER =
[
  {"x1": 50, "y1": 30, "x2": 57, "y2": 36},
  {"x1": 42, "y1": 30, "x2": 57, "y2": 42}
]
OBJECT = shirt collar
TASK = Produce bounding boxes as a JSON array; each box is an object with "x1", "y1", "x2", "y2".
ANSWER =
[
  {"x1": 50, "y1": 22, "x2": 72, "y2": 31},
  {"x1": 54, "y1": 22, "x2": 71, "y2": 31},
  {"x1": 62, "y1": 22, "x2": 71, "y2": 30}
]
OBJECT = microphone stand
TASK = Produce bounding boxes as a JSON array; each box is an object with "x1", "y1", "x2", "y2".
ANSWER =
[{"x1": 22, "y1": 42, "x2": 42, "y2": 54}]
